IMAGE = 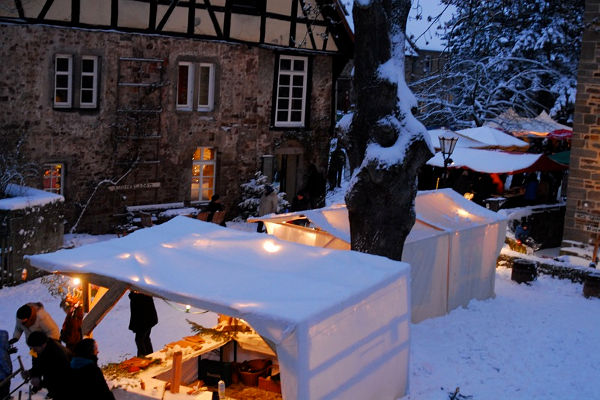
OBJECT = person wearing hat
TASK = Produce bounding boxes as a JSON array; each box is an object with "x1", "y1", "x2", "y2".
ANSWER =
[
  {"x1": 70, "y1": 338, "x2": 115, "y2": 400},
  {"x1": 10, "y1": 302, "x2": 60, "y2": 345},
  {"x1": 257, "y1": 185, "x2": 278, "y2": 232},
  {"x1": 26, "y1": 331, "x2": 72, "y2": 400}
]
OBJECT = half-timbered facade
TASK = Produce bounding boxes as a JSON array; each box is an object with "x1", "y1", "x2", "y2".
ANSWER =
[{"x1": 0, "y1": 0, "x2": 353, "y2": 233}]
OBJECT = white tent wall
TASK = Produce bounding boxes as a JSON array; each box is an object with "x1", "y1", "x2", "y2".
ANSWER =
[
  {"x1": 446, "y1": 223, "x2": 506, "y2": 310},
  {"x1": 302, "y1": 277, "x2": 410, "y2": 400},
  {"x1": 265, "y1": 222, "x2": 350, "y2": 250},
  {"x1": 403, "y1": 233, "x2": 449, "y2": 323}
]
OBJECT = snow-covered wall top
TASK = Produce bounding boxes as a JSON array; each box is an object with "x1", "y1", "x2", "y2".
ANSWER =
[{"x1": 0, "y1": 184, "x2": 64, "y2": 211}]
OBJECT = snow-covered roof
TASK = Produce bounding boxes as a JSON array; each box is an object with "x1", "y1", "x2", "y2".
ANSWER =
[
  {"x1": 427, "y1": 128, "x2": 489, "y2": 149},
  {"x1": 427, "y1": 147, "x2": 568, "y2": 174},
  {"x1": 28, "y1": 216, "x2": 406, "y2": 325},
  {"x1": 0, "y1": 184, "x2": 64, "y2": 211},
  {"x1": 457, "y1": 126, "x2": 530, "y2": 151},
  {"x1": 487, "y1": 109, "x2": 572, "y2": 137}
]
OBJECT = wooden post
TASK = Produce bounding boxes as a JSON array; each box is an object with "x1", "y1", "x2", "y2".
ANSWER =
[
  {"x1": 170, "y1": 351, "x2": 182, "y2": 394},
  {"x1": 81, "y1": 277, "x2": 90, "y2": 313},
  {"x1": 81, "y1": 281, "x2": 129, "y2": 336},
  {"x1": 593, "y1": 235, "x2": 600, "y2": 264}
]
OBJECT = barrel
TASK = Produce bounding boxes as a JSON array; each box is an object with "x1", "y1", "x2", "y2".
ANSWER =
[
  {"x1": 511, "y1": 259, "x2": 537, "y2": 284},
  {"x1": 583, "y1": 272, "x2": 600, "y2": 298}
]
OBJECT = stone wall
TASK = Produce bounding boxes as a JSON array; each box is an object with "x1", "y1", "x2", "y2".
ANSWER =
[
  {"x1": 0, "y1": 24, "x2": 334, "y2": 233},
  {"x1": 0, "y1": 201, "x2": 64, "y2": 286},
  {"x1": 563, "y1": 0, "x2": 600, "y2": 244}
]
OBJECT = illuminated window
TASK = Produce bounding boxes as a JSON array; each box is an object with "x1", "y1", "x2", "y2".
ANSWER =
[
  {"x1": 274, "y1": 55, "x2": 308, "y2": 128},
  {"x1": 191, "y1": 147, "x2": 216, "y2": 201},
  {"x1": 43, "y1": 163, "x2": 64, "y2": 195},
  {"x1": 177, "y1": 62, "x2": 215, "y2": 112}
]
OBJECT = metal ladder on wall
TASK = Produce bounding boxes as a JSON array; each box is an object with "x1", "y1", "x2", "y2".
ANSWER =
[{"x1": 112, "y1": 56, "x2": 168, "y2": 208}]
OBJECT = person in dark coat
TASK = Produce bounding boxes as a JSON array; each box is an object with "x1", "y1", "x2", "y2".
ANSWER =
[
  {"x1": 71, "y1": 338, "x2": 115, "y2": 400},
  {"x1": 204, "y1": 194, "x2": 224, "y2": 223},
  {"x1": 26, "y1": 331, "x2": 72, "y2": 400},
  {"x1": 0, "y1": 330, "x2": 13, "y2": 400},
  {"x1": 304, "y1": 164, "x2": 326, "y2": 209},
  {"x1": 128, "y1": 291, "x2": 158, "y2": 357},
  {"x1": 329, "y1": 144, "x2": 346, "y2": 188},
  {"x1": 523, "y1": 173, "x2": 539, "y2": 205},
  {"x1": 291, "y1": 191, "x2": 310, "y2": 212}
]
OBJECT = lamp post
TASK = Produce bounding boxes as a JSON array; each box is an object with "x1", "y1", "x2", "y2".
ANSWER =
[{"x1": 438, "y1": 136, "x2": 458, "y2": 188}]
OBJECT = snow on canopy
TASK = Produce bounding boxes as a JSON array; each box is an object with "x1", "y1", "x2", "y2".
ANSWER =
[
  {"x1": 487, "y1": 109, "x2": 573, "y2": 138},
  {"x1": 27, "y1": 216, "x2": 412, "y2": 399},
  {"x1": 457, "y1": 126, "x2": 530, "y2": 151},
  {"x1": 427, "y1": 147, "x2": 568, "y2": 174},
  {"x1": 427, "y1": 128, "x2": 489, "y2": 149},
  {"x1": 252, "y1": 189, "x2": 507, "y2": 324},
  {"x1": 0, "y1": 184, "x2": 64, "y2": 211}
]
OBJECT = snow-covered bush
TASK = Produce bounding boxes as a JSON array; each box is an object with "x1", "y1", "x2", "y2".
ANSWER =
[
  {"x1": 0, "y1": 132, "x2": 37, "y2": 199},
  {"x1": 236, "y1": 172, "x2": 289, "y2": 220}
]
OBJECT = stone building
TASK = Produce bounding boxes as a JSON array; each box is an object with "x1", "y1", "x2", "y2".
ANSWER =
[
  {"x1": 563, "y1": 0, "x2": 600, "y2": 244},
  {"x1": 0, "y1": 0, "x2": 353, "y2": 233}
]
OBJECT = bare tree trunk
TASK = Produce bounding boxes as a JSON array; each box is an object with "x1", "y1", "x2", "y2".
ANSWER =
[{"x1": 346, "y1": 0, "x2": 433, "y2": 261}]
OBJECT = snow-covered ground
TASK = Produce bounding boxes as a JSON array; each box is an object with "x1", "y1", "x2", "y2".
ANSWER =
[
  {"x1": 1, "y1": 227, "x2": 599, "y2": 399},
  {"x1": 3, "y1": 265, "x2": 599, "y2": 399}
]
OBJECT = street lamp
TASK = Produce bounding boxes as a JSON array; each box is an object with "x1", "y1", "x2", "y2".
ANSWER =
[{"x1": 438, "y1": 136, "x2": 458, "y2": 188}]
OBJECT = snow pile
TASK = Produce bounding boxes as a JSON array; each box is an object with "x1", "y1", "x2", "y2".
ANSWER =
[{"x1": 0, "y1": 184, "x2": 64, "y2": 211}]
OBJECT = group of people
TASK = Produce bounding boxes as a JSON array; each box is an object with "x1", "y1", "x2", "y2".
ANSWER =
[{"x1": 0, "y1": 292, "x2": 158, "y2": 400}]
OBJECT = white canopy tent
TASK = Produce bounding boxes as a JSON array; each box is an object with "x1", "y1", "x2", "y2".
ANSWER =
[
  {"x1": 456, "y1": 126, "x2": 530, "y2": 151},
  {"x1": 252, "y1": 189, "x2": 507, "y2": 323},
  {"x1": 27, "y1": 216, "x2": 411, "y2": 400},
  {"x1": 427, "y1": 147, "x2": 568, "y2": 174},
  {"x1": 487, "y1": 109, "x2": 572, "y2": 138}
]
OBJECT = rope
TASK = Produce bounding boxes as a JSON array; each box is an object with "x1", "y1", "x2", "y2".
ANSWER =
[{"x1": 160, "y1": 299, "x2": 210, "y2": 315}]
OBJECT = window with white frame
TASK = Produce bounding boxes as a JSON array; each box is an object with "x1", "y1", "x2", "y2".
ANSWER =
[
  {"x1": 274, "y1": 55, "x2": 308, "y2": 128},
  {"x1": 53, "y1": 54, "x2": 99, "y2": 109},
  {"x1": 177, "y1": 62, "x2": 215, "y2": 112},
  {"x1": 191, "y1": 147, "x2": 216, "y2": 201},
  {"x1": 43, "y1": 163, "x2": 64, "y2": 195}
]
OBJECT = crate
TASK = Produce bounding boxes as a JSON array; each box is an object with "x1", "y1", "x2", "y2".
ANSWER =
[{"x1": 258, "y1": 377, "x2": 281, "y2": 394}]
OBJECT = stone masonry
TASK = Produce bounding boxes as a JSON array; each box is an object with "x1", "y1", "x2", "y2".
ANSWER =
[
  {"x1": 563, "y1": 0, "x2": 600, "y2": 243},
  {"x1": 0, "y1": 24, "x2": 335, "y2": 233}
]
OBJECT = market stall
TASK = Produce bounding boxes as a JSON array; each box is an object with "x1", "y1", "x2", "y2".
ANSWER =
[
  {"x1": 27, "y1": 216, "x2": 411, "y2": 400},
  {"x1": 251, "y1": 189, "x2": 507, "y2": 323}
]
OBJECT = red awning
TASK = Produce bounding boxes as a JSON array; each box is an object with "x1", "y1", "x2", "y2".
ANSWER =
[{"x1": 547, "y1": 129, "x2": 572, "y2": 140}]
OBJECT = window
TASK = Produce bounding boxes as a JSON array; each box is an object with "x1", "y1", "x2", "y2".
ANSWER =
[
  {"x1": 191, "y1": 147, "x2": 216, "y2": 201},
  {"x1": 54, "y1": 55, "x2": 72, "y2": 108},
  {"x1": 53, "y1": 54, "x2": 99, "y2": 109},
  {"x1": 177, "y1": 62, "x2": 215, "y2": 112},
  {"x1": 80, "y1": 56, "x2": 98, "y2": 108},
  {"x1": 177, "y1": 62, "x2": 194, "y2": 110},
  {"x1": 43, "y1": 163, "x2": 64, "y2": 195},
  {"x1": 274, "y1": 55, "x2": 308, "y2": 128}
]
